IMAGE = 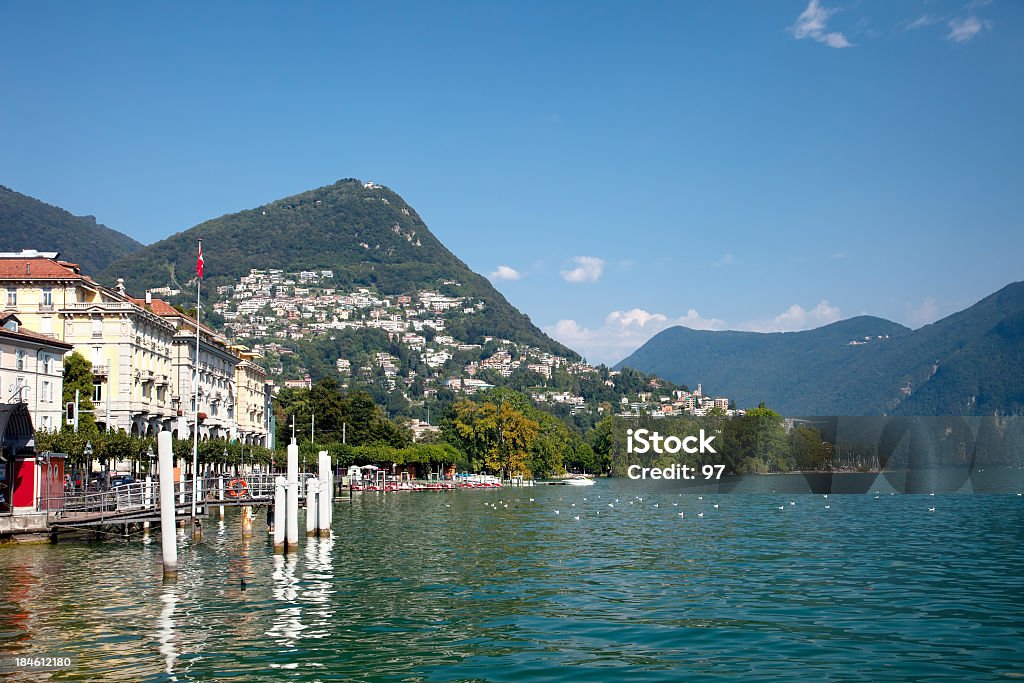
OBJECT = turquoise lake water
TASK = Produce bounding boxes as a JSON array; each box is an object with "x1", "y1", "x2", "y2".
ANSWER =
[{"x1": 1, "y1": 476, "x2": 1022, "y2": 681}]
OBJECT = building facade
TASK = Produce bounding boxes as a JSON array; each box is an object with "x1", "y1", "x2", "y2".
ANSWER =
[
  {"x1": 0, "y1": 253, "x2": 179, "y2": 435},
  {"x1": 0, "y1": 251, "x2": 268, "y2": 445},
  {"x1": 0, "y1": 313, "x2": 72, "y2": 432},
  {"x1": 143, "y1": 299, "x2": 241, "y2": 442},
  {"x1": 232, "y1": 346, "x2": 272, "y2": 446}
]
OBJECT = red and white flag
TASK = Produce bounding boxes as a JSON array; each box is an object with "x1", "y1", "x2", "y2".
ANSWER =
[{"x1": 196, "y1": 240, "x2": 204, "y2": 279}]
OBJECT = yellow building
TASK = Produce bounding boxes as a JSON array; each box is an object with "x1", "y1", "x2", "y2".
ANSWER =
[
  {"x1": 1, "y1": 252, "x2": 178, "y2": 435},
  {"x1": 141, "y1": 298, "x2": 240, "y2": 442},
  {"x1": 232, "y1": 346, "x2": 271, "y2": 446},
  {"x1": 2, "y1": 251, "x2": 270, "y2": 446}
]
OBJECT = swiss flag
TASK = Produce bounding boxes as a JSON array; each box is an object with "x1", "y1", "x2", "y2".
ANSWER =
[{"x1": 196, "y1": 240, "x2": 204, "y2": 279}]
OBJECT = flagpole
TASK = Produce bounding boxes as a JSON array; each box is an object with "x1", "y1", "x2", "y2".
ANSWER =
[{"x1": 191, "y1": 239, "x2": 203, "y2": 527}]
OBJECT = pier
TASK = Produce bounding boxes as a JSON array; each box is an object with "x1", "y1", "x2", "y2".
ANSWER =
[{"x1": 0, "y1": 473, "x2": 317, "y2": 538}]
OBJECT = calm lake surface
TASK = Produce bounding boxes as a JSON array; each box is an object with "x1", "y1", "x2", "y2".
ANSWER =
[{"x1": 1, "y1": 475, "x2": 1022, "y2": 682}]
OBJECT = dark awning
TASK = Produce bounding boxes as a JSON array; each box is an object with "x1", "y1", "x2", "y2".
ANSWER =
[{"x1": 0, "y1": 403, "x2": 34, "y2": 452}]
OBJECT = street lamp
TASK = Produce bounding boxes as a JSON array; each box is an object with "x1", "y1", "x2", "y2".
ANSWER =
[{"x1": 83, "y1": 441, "x2": 93, "y2": 490}]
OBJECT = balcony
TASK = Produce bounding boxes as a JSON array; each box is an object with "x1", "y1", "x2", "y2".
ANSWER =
[
  {"x1": 38, "y1": 303, "x2": 55, "y2": 312},
  {"x1": 62, "y1": 301, "x2": 138, "y2": 312},
  {"x1": 91, "y1": 365, "x2": 108, "y2": 377}
]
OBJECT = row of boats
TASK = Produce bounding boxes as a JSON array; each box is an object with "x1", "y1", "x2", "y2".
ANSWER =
[
  {"x1": 348, "y1": 474, "x2": 596, "y2": 492},
  {"x1": 349, "y1": 480, "x2": 503, "y2": 492},
  {"x1": 349, "y1": 473, "x2": 505, "y2": 493}
]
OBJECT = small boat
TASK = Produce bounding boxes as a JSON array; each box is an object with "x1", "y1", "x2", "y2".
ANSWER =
[{"x1": 563, "y1": 476, "x2": 595, "y2": 486}]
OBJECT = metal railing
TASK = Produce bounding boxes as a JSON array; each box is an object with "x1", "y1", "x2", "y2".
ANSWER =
[{"x1": 46, "y1": 472, "x2": 316, "y2": 523}]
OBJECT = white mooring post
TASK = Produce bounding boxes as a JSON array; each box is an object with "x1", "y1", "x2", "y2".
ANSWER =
[
  {"x1": 318, "y1": 451, "x2": 332, "y2": 536},
  {"x1": 158, "y1": 432, "x2": 177, "y2": 579},
  {"x1": 286, "y1": 440, "x2": 299, "y2": 550},
  {"x1": 218, "y1": 476, "x2": 225, "y2": 520},
  {"x1": 144, "y1": 474, "x2": 153, "y2": 536},
  {"x1": 306, "y1": 476, "x2": 319, "y2": 537},
  {"x1": 273, "y1": 476, "x2": 286, "y2": 553}
]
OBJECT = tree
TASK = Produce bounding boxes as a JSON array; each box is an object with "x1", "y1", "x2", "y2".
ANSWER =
[
  {"x1": 445, "y1": 398, "x2": 539, "y2": 476},
  {"x1": 484, "y1": 403, "x2": 539, "y2": 477},
  {"x1": 790, "y1": 425, "x2": 833, "y2": 471},
  {"x1": 721, "y1": 405, "x2": 791, "y2": 473},
  {"x1": 62, "y1": 351, "x2": 97, "y2": 434}
]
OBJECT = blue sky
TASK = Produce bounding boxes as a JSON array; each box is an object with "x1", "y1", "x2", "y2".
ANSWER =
[{"x1": 2, "y1": 1, "x2": 1021, "y2": 364}]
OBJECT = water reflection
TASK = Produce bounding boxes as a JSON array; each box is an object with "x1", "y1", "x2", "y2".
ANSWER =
[
  {"x1": 302, "y1": 535, "x2": 335, "y2": 641},
  {"x1": 267, "y1": 553, "x2": 303, "y2": 650},
  {"x1": 156, "y1": 583, "x2": 179, "y2": 680}
]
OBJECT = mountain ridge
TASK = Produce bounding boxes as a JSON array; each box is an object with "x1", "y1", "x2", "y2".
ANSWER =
[
  {"x1": 0, "y1": 185, "x2": 144, "y2": 272},
  {"x1": 100, "y1": 178, "x2": 577, "y2": 358},
  {"x1": 616, "y1": 283, "x2": 1024, "y2": 416}
]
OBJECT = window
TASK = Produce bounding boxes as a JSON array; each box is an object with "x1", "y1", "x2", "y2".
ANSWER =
[
  {"x1": 42, "y1": 288, "x2": 53, "y2": 306},
  {"x1": 5, "y1": 289, "x2": 15, "y2": 307},
  {"x1": 91, "y1": 317, "x2": 103, "y2": 337},
  {"x1": 93, "y1": 383, "x2": 103, "y2": 402},
  {"x1": 41, "y1": 317, "x2": 53, "y2": 335},
  {"x1": 42, "y1": 381, "x2": 51, "y2": 402},
  {"x1": 16, "y1": 349, "x2": 25, "y2": 370}
]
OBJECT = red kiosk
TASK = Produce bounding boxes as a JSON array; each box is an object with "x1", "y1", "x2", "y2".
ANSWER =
[{"x1": 0, "y1": 403, "x2": 65, "y2": 514}]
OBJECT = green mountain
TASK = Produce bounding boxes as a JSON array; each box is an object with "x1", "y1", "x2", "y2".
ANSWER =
[
  {"x1": 0, "y1": 185, "x2": 144, "y2": 272},
  {"x1": 100, "y1": 178, "x2": 577, "y2": 358},
  {"x1": 616, "y1": 282, "x2": 1024, "y2": 416}
]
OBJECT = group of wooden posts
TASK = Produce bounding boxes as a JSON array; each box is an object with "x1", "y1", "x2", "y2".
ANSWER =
[{"x1": 156, "y1": 432, "x2": 333, "y2": 579}]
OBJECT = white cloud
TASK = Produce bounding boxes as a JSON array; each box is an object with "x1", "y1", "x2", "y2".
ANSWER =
[
  {"x1": 789, "y1": 0, "x2": 853, "y2": 48},
  {"x1": 489, "y1": 265, "x2": 522, "y2": 281},
  {"x1": 740, "y1": 300, "x2": 842, "y2": 333},
  {"x1": 546, "y1": 307, "x2": 725, "y2": 366},
  {"x1": 907, "y1": 15, "x2": 940, "y2": 30},
  {"x1": 947, "y1": 16, "x2": 990, "y2": 43},
  {"x1": 560, "y1": 256, "x2": 605, "y2": 284},
  {"x1": 714, "y1": 252, "x2": 735, "y2": 267},
  {"x1": 905, "y1": 297, "x2": 940, "y2": 328}
]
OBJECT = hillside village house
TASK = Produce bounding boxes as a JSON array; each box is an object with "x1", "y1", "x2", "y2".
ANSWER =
[{"x1": 0, "y1": 250, "x2": 270, "y2": 446}]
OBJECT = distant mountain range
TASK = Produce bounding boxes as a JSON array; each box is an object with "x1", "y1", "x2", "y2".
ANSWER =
[
  {"x1": 616, "y1": 282, "x2": 1024, "y2": 416},
  {"x1": 0, "y1": 185, "x2": 143, "y2": 272}
]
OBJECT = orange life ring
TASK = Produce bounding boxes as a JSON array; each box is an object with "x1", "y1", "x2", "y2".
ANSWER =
[{"x1": 228, "y1": 478, "x2": 248, "y2": 497}]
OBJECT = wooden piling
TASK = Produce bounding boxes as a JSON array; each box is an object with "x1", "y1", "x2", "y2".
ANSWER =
[{"x1": 241, "y1": 506, "x2": 252, "y2": 537}]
